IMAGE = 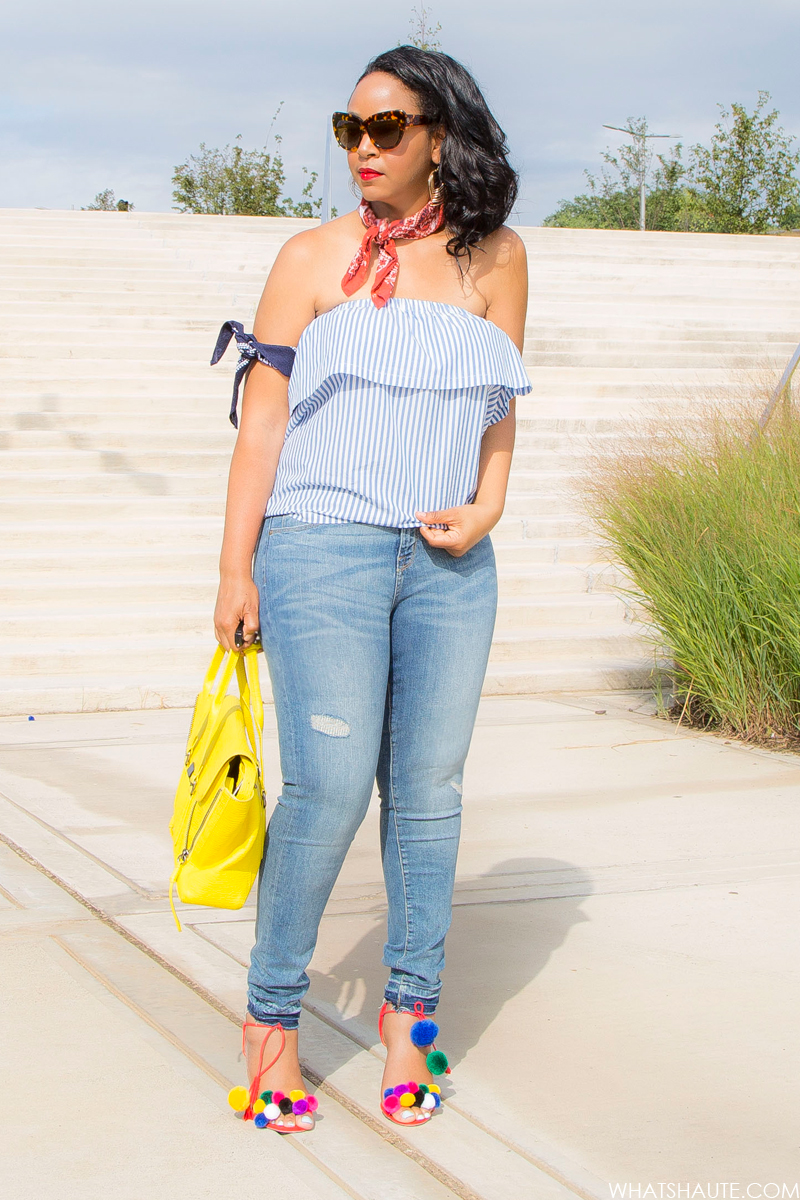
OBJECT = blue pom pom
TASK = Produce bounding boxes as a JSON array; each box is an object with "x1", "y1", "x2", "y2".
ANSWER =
[
  {"x1": 410, "y1": 1018, "x2": 439, "y2": 1046},
  {"x1": 432, "y1": 1092, "x2": 441, "y2": 1108},
  {"x1": 383, "y1": 1087, "x2": 394, "y2": 1098},
  {"x1": 253, "y1": 1112, "x2": 268, "y2": 1128}
]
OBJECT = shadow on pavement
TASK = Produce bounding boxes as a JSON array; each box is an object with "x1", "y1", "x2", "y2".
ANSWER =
[{"x1": 307, "y1": 855, "x2": 593, "y2": 1062}]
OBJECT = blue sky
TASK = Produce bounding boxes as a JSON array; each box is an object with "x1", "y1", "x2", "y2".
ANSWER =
[{"x1": 2, "y1": 0, "x2": 798, "y2": 224}]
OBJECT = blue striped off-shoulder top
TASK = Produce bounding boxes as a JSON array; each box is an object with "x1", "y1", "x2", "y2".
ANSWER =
[{"x1": 212, "y1": 297, "x2": 532, "y2": 529}]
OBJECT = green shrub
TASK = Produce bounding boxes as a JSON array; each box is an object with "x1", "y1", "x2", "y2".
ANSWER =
[{"x1": 585, "y1": 390, "x2": 800, "y2": 745}]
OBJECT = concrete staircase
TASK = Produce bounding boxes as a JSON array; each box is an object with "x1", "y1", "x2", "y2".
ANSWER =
[{"x1": 2, "y1": 209, "x2": 799, "y2": 714}]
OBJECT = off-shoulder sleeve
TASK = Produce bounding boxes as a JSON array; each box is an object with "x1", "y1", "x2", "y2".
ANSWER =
[{"x1": 211, "y1": 320, "x2": 296, "y2": 428}]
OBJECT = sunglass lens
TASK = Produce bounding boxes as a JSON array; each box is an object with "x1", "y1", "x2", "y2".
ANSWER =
[
  {"x1": 333, "y1": 117, "x2": 363, "y2": 151},
  {"x1": 366, "y1": 118, "x2": 403, "y2": 149}
]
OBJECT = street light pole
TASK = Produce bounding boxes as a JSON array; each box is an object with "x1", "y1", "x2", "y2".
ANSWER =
[
  {"x1": 602, "y1": 124, "x2": 681, "y2": 231},
  {"x1": 321, "y1": 119, "x2": 332, "y2": 224}
]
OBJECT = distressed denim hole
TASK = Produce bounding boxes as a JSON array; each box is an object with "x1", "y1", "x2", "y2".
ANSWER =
[
  {"x1": 449, "y1": 776, "x2": 463, "y2": 795},
  {"x1": 310, "y1": 713, "x2": 351, "y2": 738}
]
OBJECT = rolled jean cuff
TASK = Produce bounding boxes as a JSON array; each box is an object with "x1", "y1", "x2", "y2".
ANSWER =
[
  {"x1": 383, "y1": 987, "x2": 440, "y2": 1016},
  {"x1": 246, "y1": 1001, "x2": 300, "y2": 1031}
]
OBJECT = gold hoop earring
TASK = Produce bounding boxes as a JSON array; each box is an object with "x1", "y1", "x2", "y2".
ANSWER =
[{"x1": 427, "y1": 167, "x2": 444, "y2": 206}]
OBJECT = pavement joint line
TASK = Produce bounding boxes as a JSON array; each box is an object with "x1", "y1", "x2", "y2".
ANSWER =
[
  {"x1": 50, "y1": 933, "x2": 233, "y2": 1090},
  {"x1": 294, "y1": 1061, "x2": 487, "y2": 1200},
  {"x1": 111, "y1": 849, "x2": 800, "y2": 929},
  {"x1": 181, "y1": 933, "x2": 606, "y2": 1199},
  {"x1": 300, "y1": 998, "x2": 612, "y2": 1200},
  {"x1": 3, "y1": 835, "x2": 466, "y2": 1200},
  {"x1": 48, "y1": 935, "x2": 372, "y2": 1200},
  {"x1": 0, "y1": 829, "x2": 590, "y2": 1200},
  {"x1": 0, "y1": 734, "x2": 196, "y2": 751},
  {"x1": 0, "y1": 787, "x2": 154, "y2": 899},
  {"x1": 0, "y1": 827, "x2": 244, "y2": 1022},
  {"x1": 0, "y1": 878, "x2": 24, "y2": 908},
  {"x1": 0, "y1": 910, "x2": 96, "y2": 938}
]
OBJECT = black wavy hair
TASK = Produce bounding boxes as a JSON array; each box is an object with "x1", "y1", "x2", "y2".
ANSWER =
[{"x1": 358, "y1": 46, "x2": 518, "y2": 264}]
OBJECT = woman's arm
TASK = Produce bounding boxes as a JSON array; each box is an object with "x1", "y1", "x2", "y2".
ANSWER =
[
  {"x1": 213, "y1": 235, "x2": 318, "y2": 650},
  {"x1": 415, "y1": 230, "x2": 529, "y2": 557}
]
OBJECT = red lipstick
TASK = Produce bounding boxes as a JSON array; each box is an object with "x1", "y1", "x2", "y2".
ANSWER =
[{"x1": 359, "y1": 169, "x2": 381, "y2": 180}]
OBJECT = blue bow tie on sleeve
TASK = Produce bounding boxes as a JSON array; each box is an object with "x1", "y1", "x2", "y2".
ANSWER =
[{"x1": 211, "y1": 320, "x2": 296, "y2": 428}]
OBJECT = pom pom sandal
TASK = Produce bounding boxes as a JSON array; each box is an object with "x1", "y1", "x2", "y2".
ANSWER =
[
  {"x1": 378, "y1": 1000, "x2": 451, "y2": 1126},
  {"x1": 227, "y1": 1019, "x2": 318, "y2": 1133}
]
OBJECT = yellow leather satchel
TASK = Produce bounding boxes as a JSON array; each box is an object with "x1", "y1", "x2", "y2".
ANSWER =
[{"x1": 169, "y1": 645, "x2": 266, "y2": 930}]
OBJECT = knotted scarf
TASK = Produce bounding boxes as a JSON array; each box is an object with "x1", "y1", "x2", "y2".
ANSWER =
[{"x1": 341, "y1": 197, "x2": 445, "y2": 309}]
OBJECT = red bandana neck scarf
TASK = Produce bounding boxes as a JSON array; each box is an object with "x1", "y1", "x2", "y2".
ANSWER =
[{"x1": 341, "y1": 197, "x2": 445, "y2": 309}]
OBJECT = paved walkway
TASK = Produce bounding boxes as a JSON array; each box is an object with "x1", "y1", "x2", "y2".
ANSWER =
[{"x1": 0, "y1": 691, "x2": 798, "y2": 1199}]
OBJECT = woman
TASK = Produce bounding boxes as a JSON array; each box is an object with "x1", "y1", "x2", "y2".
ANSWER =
[{"x1": 214, "y1": 45, "x2": 530, "y2": 1132}]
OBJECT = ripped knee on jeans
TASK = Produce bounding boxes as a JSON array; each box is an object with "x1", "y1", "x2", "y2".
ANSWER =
[{"x1": 310, "y1": 713, "x2": 351, "y2": 738}]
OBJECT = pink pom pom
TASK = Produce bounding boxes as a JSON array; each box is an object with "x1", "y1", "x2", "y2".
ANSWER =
[
  {"x1": 406, "y1": 1080, "x2": 418, "y2": 1093},
  {"x1": 306, "y1": 1095, "x2": 319, "y2": 1113},
  {"x1": 271, "y1": 1090, "x2": 285, "y2": 1104},
  {"x1": 383, "y1": 1094, "x2": 400, "y2": 1112}
]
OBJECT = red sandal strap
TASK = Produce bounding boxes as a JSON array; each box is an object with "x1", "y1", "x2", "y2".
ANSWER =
[
  {"x1": 379, "y1": 999, "x2": 435, "y2": 1044},
  {"x1": 377, "y1": 1001, "x2": 392, "y2": 1047},
  {"x1": 242, "y1": 1019, "x2": 286, "y2": 1116}
]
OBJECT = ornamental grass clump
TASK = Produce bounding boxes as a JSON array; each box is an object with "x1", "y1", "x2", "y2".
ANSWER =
[{"x1": 585, "y1": 391, "x2": 800, "y2": 746}]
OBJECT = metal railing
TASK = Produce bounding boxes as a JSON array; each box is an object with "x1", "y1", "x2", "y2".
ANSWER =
[{"x1": 754, "y1": 340, "x2": 800, "y2": 434}]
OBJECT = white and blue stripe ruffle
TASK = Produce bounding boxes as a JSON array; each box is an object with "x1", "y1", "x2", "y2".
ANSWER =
[
  {"x1": 229, "y1": 297, "x2": 531, "y2": 529},
  {"x1": 288, "y1": 297, "x2": 531, "y2": 407}
]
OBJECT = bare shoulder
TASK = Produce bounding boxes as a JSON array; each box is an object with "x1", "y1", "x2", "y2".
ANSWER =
[
  {"x1": 479, "y1": 225, "x2": 528, "y2": 350},
  {"x1": 276, "y1": 209, "x2": 362, "y2": 262},
  {"x1": 251, "y1": 226, "x2": 321, "y2": 344},
  {"x1": 480, "y1": 224, "x2": 528, "y2": 276},
  {"x1": 253, "y1": 211, "x2": 362, "y2": 344}
]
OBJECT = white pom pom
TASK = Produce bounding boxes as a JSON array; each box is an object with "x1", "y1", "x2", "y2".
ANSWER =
[
  {"x1": 264, "y1": 1103, "x2": 281, "y2": 1120},
  {"x1": 421, "y1": 1093, "x2": 436, "y2": 1110}
]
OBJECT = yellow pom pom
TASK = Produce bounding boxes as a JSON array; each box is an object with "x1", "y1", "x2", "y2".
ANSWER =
[
  {"x1": 252, "y1": 1098, "x2": 266, "y2": 1113},
  {"x1": 289, "y1": 1089, "x2": 306, "y2": 1103},
  {"x1": 428, "y1": 1084, "x2": 441, "y2": 1094},
  {"x1": 399, "y1": 1092, "x2": 416, "y2": 1107},
  {"x1": 228, "y1": 1086, "x2": 249, "y2": 1111}
]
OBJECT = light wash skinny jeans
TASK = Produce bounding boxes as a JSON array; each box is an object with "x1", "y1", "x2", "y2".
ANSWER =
[{"x1": 246, "y1": 514, "x2": 498, "y2": 1029}]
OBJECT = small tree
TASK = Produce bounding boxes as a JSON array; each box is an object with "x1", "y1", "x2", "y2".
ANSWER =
[
  {"x1": 172, "y1": 113, "x2": 327, "y2": 219},
  {"x1": 173, "y1": 137, "x2": 287, "y2": 216},
  {"x1": 84, "y1": 189, "x2": 133, "y2": 212},
  {"x1": 406, "y1": 5, "x2": 442, "y2": 51},
  {"x1": 688, "y1": 91, "x2": 800, "y2": 233}
]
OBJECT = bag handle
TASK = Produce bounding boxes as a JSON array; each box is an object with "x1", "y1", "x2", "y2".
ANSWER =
[
  {"x1": 236, "y1": 649, "x2": 264, "y2": 771},
  {"x1": 185, "y1": 647, "x2": 242, "y2": 766},
  {"x1": 185, "y1": 646, "x2": 264, "y2": 788}
]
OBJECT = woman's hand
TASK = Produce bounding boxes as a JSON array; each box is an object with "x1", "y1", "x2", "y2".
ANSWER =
[
  {"x1": 415, "y1": 504, "x2": 499, "y2": 557},
  {"x1": 214, "y1": 573, "x2": 260, "y2": 652}
]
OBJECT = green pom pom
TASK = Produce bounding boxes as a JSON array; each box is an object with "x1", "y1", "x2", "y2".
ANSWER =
[
  {"x1": 259, "y1": 1090, "x2": 273, "y2": 1103},
  {"x1": 426, "y1": 1050, "x2": 449, "y2": 1075},
  {"x1": 418, "y1": 1083, "x2": 430, "y2": 1094}
]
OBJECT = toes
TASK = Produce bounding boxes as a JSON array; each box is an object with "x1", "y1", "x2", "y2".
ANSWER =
[
  {"x1": 398, "y1": 1106, "x2": 430, "y2": 1123},
  {"x1": 271, "y1": 1112, "x2": 314, "y2": 1131}
]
